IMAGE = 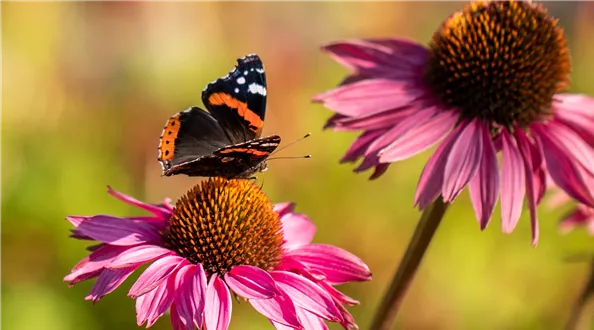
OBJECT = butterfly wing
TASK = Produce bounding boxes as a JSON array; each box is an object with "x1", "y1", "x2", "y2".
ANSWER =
[
  {"x1": 201, "y1": 54, "x2": 267, "y2": 144},
  {"x1": 157, "y1": 106, "x2": 231, "y2": 175}
]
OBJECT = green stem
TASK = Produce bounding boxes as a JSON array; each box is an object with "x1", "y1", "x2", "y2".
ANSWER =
[
  {"x1": 370, "y1": 198, "x2": 449, "y2": 330},
  {"x1": 564, "y1": 257, "x2": 594, "y2": 330}
]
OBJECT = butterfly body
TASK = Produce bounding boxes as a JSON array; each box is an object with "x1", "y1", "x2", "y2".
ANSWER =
[{"x1": 157, "y1": 54, "x2": 280, "y2": 179}]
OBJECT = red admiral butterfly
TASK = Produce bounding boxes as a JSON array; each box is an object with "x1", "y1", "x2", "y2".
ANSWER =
[{"x1": 157, "y1": 54, "x2": 281, "y2": 179}]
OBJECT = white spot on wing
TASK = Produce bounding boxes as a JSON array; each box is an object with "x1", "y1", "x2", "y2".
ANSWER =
[
  {"x1": 248, "y1": 83, "x2": 267, "y2": 96},
  {"x1": 256, "y1": 68, "x2": 264, "y2": 74},
  {"x1": 243, "y1": 71, "x2": 248, "y2": 76},
  {"x1": 237, "y1": 77, "x2": 246, "y2": 85},
  {"x1": 234, "y1": 88, "x2": 239, "y2": 93}
]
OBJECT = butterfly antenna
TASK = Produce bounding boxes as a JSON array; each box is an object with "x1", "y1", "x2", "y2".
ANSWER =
[{"x1": 271, "y1": 133, "x2": 311, "y2": 156}]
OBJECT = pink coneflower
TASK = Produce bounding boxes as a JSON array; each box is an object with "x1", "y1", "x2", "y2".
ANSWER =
[
  {"x1": 65, "y1": 178, "x2": 371, "y2": 330},
  {"x1": 559, "y1": 204, "x2": 594, "y2": 235},
  {"x1": 314, "y1": 0, "x2": 594, "y2": 244}
]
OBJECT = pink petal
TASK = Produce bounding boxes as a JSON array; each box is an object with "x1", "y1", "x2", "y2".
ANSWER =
[
  {"x1": 559, "y1": 205, "x2": 594, "y2": 234},
  {"x1": 274, "y1": 203, "x2": 295, "y2": 217},
  {"x1": 321, "y1": 38, "x2": 428, "y2": 78},
  {"x1": 129, "y1": 255, "x2": 185, "y2": 298},
  {"x1": 379, "y1": 109, "x2": 456, "y2": 163},
  {"x1": 369, "y1": 163, "x2": 390, "y2": 180},
  {"x1": 340, "y1": 130, "x2": 386, "y2": 163},
  {"x1": 284, "y1": 244, "x2": 371, "y2": 285},
  {"x1": 204, "y1": 274, "x2": 232, "y2": 330},
  {"x1": 414, "y1": 122, "x2": 466, "y2": 208},
  {"x1": 316, "y1": 281, "x2": 359, "y2": 306},
  {"x1": 442, "y1": 120, "x2": 483, "y2": 202},
  {"x1": 65, "y1": 245, "x2": 129, "y2": 283},
  {"x1": 136, "y1": 274, "x2": 176, "y2": 327},
  {"x1": 365, "y1": 107, "x2": 437, "y2": 157},
  {"x1": 273, "y1": 308, "x2": 328, "y2": 330},
  {"x1": 271, "y1": 271, "x2": 341, "y2": 322},
  {"x1": 224, "y1": 265, "x2": 280, "y2": 299},
  {"x1": 545, "y1": 122, "x2": 594, "y2": 176},
  {"x1": 329, "y1": 107, "x2": 416, "y2": 132},
  {"x1": 468, "y1": 122, "x2": 499, "y2": 230},
  {"x1": 107, "y1": 186, "x2": 171, "y2": 220},
  {"x1": 249, "y1": 290, "x2": 301, "y2": 329},
  {"x1": 535, "y1": 125, "x2": 594, "y2": 207},
  {"x1": 86, "y1": 267, "x2": 138, "y2": 303},
  {"x1": 313, "y1": 79, "x2": 424, "y2": 117},
  {"x1": 281, "y1": 213, "x2": 317, "y2": 249},
  {"x1": 108, "y1": 245, "x2": 175, "y2": 269},
  {"x1": 527, "y1": 136, "x2": 547, "y2": 204},
  {"x1": 74, "y1": 215, "x2": 162, "y2": 246},
  {"x1": 515, "y1": 129, "x2": 540, "y2": 246},
  {"x1": 171, "y1": 303, "x2": 193, "y2": 330},
  {"x1": 173, "y1": 265, "x2": 198, "y2": 329},
  {"x1": 500, "y1": 130, "x2": 526, "y2": 233}
]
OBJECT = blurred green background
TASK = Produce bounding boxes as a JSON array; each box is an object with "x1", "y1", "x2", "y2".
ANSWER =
[{"x1": 3, "y1": 2, "x2": 594, "y2": 329}]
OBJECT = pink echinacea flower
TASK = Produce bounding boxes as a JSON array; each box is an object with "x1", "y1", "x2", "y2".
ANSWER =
[
  {"x1": 314, "y1": 0, "x2": 594, "y2": 244},
  {"x1": 65, "y1": 178, "x2": 371, "y2": 329}
]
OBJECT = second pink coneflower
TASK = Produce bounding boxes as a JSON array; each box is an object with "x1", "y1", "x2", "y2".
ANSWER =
[{"x1": 315, "y1": 0, "x2": 594, "y2": 244}]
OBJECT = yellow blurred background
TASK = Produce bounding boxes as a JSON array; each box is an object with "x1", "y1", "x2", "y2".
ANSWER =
[{"x1": 3, "y1": 2, "x2": 594, "y2": 329}]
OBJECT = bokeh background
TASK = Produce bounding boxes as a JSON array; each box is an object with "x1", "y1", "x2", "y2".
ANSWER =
[{"x1": 3, "y1": 2, "x2": 594, "y2": 329}]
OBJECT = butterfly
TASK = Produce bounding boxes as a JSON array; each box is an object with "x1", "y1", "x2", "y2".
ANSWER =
[{"x1": 157, "y1": 54, "x2": 281, "y2": 179}]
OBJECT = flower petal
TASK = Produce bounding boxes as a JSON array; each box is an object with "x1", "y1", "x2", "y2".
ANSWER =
[
  {"x1": 108, "y1": 245, "x2": 174, "y2": 269},
  {"x1": 414, "y1": 122, "x2": 465, "y2": 209},
  {"x1": 284, "y1": 244, "x2": 371, "y2": 285},
  {"x1": 271, "y1": 271, "x2": 341, "y2": 322},
  {"x1": 320, "y1": 38, "x2": 428, "y2": 78},
  {"x1": 545, "y1": 122, "x2": 594, "y2": 176},
  {"x1": 559, "y1": 205, "x2": 594, "y2": 234},
  {"x1": 129, "y1": 255, "x2": 185, "y2": 298},
  {"x1": 340, "y1": 130, "x2": 386, "y2": 163},
  {"x1": 64, "y1": 245, "x2": 129, "y2": 284},
  {"x1": 316, "y1": 280, "x2": 359, "y2": 306},
  {"x1": 204, "y1": 274, "x2": 232, "y2": 330},
  {"x1": 313, "y1": 79, "x2": 425, "y2": 117},
  {"x1": 249, "y1": 290, "x2": 301, "y2": 329},
  {"x1": 500, "y1": 130, "x2": 526, "y2": 233},
  {"x1": 74, "y1": 215, "x2": 162, "y2": 246},
  {"x1": 515, "y1": 129, "x2": 540, "y2": 246},
  {"x1": 535, "y1": 125, "x2": 594, "y2": 207},
  {"x1": 225, "y1": 265, "x2": 280, "y2": 299},
  {"x1": 442, "y1": 120, "x2": 483, "y2": 202},
  {"x1": 135, "y1": 274, "x2": 176, "y2": 327},
  {"x1": 379, "y1": 109, "x2": 456, "y2": 163},
  {"x1": 281, "y1": 213, "x2": 316, "y2": 249},
  {"x1": 107, "y1": 186, "x2": 171, "y2": 220},
  {"x1": 468, "y1": 122, "x2": 499, "y2": 230},
  {"x1": 171, "y1": 303, "x2": 193, "y2": 330},
  {"x1": 274, "y1": 203, "x2": 295, "y2": 217},
  {"x1": 329, "y1": 107, "x2": 416, "y2": 132},
  {"x1": 86, "y1": 267, "x2": 138, "y2": 303}
]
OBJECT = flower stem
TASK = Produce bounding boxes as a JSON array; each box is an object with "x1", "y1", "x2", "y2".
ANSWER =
[
  {"x1": 564, "y1": 257, "x2": 594, "y2": 330},
  {"x1": 370, "y1": 198, "x2": 449, "y2": 330}
]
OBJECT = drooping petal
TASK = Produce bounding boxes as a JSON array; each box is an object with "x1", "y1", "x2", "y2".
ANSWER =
[
  {"x1": 320, "y1": 38, "x2": 429, "y2": 78},
  {"x1": 73, "y1": 215, "x2": 162, "y2": 246},
  {"x1": 316, "y1": 280, "x2": 359, "y2": 306},
  {"x1": 468, "y1": 122, "x2": 499, "y2": 230},
  {"x1": 559, "y1": 205, "x2": 594, "y2": 234},
  {"x1": 499, "y1": 130, "x2": 526, "y2": 233},
  {"x1": 225, "y1": 265, "x2": 280, "y2": 299},
  {"x1": 340, "y1": 130, "x2": 386, "y2": 163},
  {"x1": 249, "y1": 290, "x2": 301, "y2": 329},
  {"x1": 171, "y1": 303, "x2": 193, "y2": 330},
  {"x1": 136, "y1": 274, "x2": 176, "y2": 328},
  {"x1": 204, "y1": 274, "x2": 232, "y2": 330},
  {"x1": 281, "y1": 213, "x2": 317, "y2": 249},
  {"x1": 535, "y1": 125, "x2": 594, "y2": 207},
  {"x1": 515, "y1": 129, "x2": 540, "y2": 246},
  {"x1": 108, "y1": 245, "x2": 175, "y2": 269},
  {"x1": 107, "y1": 186, "x2": 171, "y2": 220},
  {"x1": 64, "y1": 245, "x2": 129, "y2": 284},
  {"x1": 272, "y1": 307, "x2": 329, "y2": 330},
  {"x1": 442, "y1": 120, "x2": 483, "y2": 202},
  {"x1": 129, "y1": 255, "x2": 185, "y2": 298},
  {"x1": 284, "y1": 244, "x2": 371, "y2": 285},
  {"x1": 312, "y1": 79, "x2": 425, "y2": 117},
  {"x1": 414, "y1": 122, "x2": 466, "y2": 208},
  {"x1": 379, "y1": 109, "x2": 457, "y2": 163},
  {"x1": 329, "y1": 107, "x2": 416, "y2": 132},
  {"x1": 527, "y1": 136, "x2": 547, "y2": 204},
  {"x1": 191, "y1": 264, "x2": 208, "y2": 328},
  {"x1": 271, "y1": 271, "x2": 342, "y2": 322},
  {"x1": 173, "y1": 265, "x2": 197, "y2": 329},
  {"x1": 544, "y1": 122, "x2": 594, "y2": 176},
  {"x1": 86, "y1": 267, "x2": 138, "y2": 303}
]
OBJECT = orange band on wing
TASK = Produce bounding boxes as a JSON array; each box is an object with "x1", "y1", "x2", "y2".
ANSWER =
[
  {"x1": 218, "y1": 147, "x2": 269, "y2": 157},
  {"x1": 158, "y1": 114, "x2": 181, "y2": 162},
  {"x1": 208, "y1": 92, "x2": 263, "y2": 133}
]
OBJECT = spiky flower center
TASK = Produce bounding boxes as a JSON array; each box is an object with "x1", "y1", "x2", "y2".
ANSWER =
[
  {"x1": 424, "y1": 0, "x2": 570, "y2": 128},
  {"x1": 165, "y1": 178, "x2": 283, "y2": 275}
]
